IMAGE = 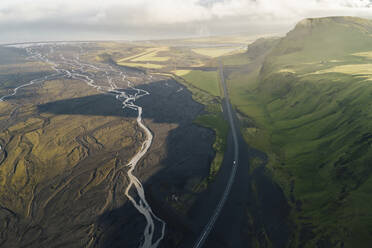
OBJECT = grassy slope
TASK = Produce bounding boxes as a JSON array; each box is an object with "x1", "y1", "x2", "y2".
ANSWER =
[
  {"x1": 194, "y1": 113, "x2": 228, "y2": 180},
  {"x1": 228, "y1": 17, "x2": 372, "y2": 247}
]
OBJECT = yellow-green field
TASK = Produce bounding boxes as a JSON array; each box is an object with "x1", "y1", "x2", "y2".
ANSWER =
[
  {"x1": 131, "y1": 47, "x2": 170, "y2": 62},
  {"x1": 175, "y1": 70, "x2": 221, "y2": 97},
  {"x1": 172, "y1": 70, "x2": 191, "y2": 76},
  {"x1": 117, "y1": 47, "x2": 169, "y2": 63},
  {"x1": 117, "y1": 61, "x2": 165, "y2": 69},
  {"x1": 353, "y1": 51, "x2": 372, "y2": 59},
  {"x1": 192, "y1": 47, "x2": 242, "y2": 58}
]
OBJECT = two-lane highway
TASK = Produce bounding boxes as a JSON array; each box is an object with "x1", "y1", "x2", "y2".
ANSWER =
[{"x1": 193, "y1": 61, "x2": 240, "y2": 248}]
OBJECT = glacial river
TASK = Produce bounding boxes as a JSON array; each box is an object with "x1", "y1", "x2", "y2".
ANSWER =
[{"x1": 1, "y1": 43, "x2": 165, "y2": 247}]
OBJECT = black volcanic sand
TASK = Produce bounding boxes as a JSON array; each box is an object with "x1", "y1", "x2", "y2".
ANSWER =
[
  {"x1": 199, "y1": 105, "x2": 292, "y2": 248},
  {"x1": 92, "y1": 79, "x2": 216, "y2": 248}
]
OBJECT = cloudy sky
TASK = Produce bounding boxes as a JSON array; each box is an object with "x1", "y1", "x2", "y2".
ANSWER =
[{"x1": 1, "y1": 0, "x2": 372, "y2": 43}]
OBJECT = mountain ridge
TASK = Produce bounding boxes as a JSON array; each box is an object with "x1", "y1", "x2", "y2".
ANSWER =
[{"x1": 227, "y1": 15, "x2": 372, "y2": 247}]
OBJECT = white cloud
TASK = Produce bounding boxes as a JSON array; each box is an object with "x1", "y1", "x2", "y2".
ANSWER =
[
  {"x1": 0, "y1": 0, "x2": 371, "y2": 42},
  {"x1": 0, "y1": 0, "x2": 371, "y2": 23}
]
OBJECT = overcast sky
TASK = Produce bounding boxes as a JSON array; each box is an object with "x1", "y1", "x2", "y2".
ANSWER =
[{"x1": 1, "y1": 0, "x2": 372, "y2": 43}]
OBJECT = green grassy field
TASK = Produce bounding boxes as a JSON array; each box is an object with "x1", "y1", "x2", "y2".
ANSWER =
[
  {"x1": 227, "y1": 17, "x2": 372, "y2": 247},
  {"x1": 180, "y1": 70, "x2": 221, "y2": 97},
  {"x1": 194, "y1": 112, "x2": 228, "y2": 183}
]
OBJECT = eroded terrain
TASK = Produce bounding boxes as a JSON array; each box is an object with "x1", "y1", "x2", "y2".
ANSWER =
[{"x1": 0, "y1": 43, "x2": 217, "y2": 247}]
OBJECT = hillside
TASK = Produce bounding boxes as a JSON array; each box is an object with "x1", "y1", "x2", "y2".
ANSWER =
[{"x1": 227, "y1": 16, "x2": 372, "y2": 247}]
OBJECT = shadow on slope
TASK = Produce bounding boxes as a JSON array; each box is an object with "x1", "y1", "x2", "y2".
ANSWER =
[{"x1": 37, "y1": 80, "x2": 203, "y2": 124}]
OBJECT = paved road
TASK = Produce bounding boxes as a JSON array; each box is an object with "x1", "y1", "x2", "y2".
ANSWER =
[{"x1": 193, "y1": 61, "x2": 239, "y2": 248}]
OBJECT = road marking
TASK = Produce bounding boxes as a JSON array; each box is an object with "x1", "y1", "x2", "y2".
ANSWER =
[{"x1": 193, "y1": 62, "x2": 239, "y2": 248}]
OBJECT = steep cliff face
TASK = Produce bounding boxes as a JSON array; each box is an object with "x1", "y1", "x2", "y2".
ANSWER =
[
  {"x1": 264, "y1": 16, "x2": 372, "y2": 68},
  {"x1": 246, "y1": 37, "x2": 280, "y2": 60},
  {"x1": 239, "y1": 17, "x2": 372, "y2": 247}
]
